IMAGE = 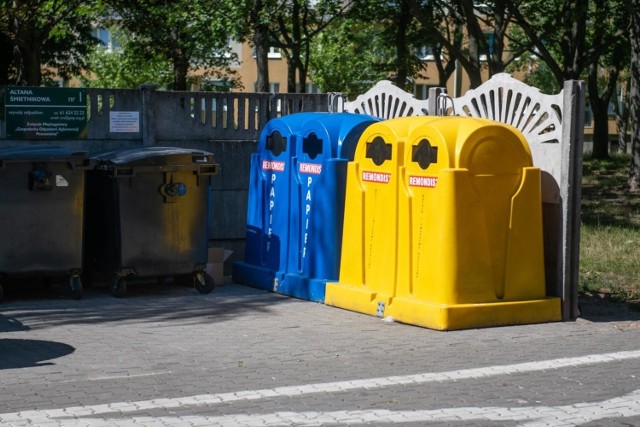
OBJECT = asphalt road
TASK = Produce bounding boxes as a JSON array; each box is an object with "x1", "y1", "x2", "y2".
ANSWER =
[{"x1": 1, "y1": 279, "x2": 639, "y2": 426}]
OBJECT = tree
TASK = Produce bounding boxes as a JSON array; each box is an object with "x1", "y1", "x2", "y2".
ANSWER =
[
  {"x1": 508, "y1": 0, "x2": 632, "y2": 159},
  {"x1": 0, "y1": 0, "x2": 97, "y2": 86},
  {"x1": 407, "y1": 0, "x2": 525, "y2": 90},
  {"x1": 585, "y1": 0, "x2": 629, "y2": 159},
  {"x1": 81, "y1": 29, "x2": 173, "y2": 89},
  {"x1": 220, "y1": 0, "x2": 276, "y2": 92},
  {"x1": 309, "y1": 14, "x2": 392, "y2": 97},
  {"x1": 310, "y1": 0, "x2": 449, "y2": 95},
  {"x1": 250, "y1": 0, "x2": 271, "y2": 92},
  {"x1": 364, "y1": 0, "x2": 429, "y2": 90},
  {"x1": 613, "y1": 73, "x2": 630, "y2": 153},
  {"x1": 108, "y1": 0, "x2": 241, "y2": 91},
  {"x1": 271, "y1": 0, "x2": 352, "y2": 92},
  {"x1": 628, "y1": 0, "x2": 640, "y2": 191}
]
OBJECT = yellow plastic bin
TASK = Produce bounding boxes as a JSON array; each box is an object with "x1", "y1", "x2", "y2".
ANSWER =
[
  {"x1": 326, "y1": 116, "x2": 561, "y2": 330},
  {"x1": 325, "y1": 117, "x2": 440, "y2": 317}
]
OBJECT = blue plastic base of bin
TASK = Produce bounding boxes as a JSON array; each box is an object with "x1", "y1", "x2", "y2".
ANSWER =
[
  {"x1": 231, "y1": 262, "x2": 276, "y2": 291},
  {"x1": 276, "y1": 273, "x2": 327, "y2": 303}
]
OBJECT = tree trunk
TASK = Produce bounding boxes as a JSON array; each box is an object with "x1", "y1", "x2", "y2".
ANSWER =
[
  {"x1": 14, "y1": 20, "x2": 42, "y2": 86},
  {"x1": 628, "y1": 0, "x2": 640, "y2": 191},
  {"x1": 489, "y1": 0, "x2": 507, "y2": 76},
  {"x1": 172, "y1": 58, "x2": 189, "y2": 91},
  {"x1": 286, "y1": 56, "x2": 297, "y2": 93},
  {"x1": 0, "y1": 34, "x2": 13, "y2": 85},
  {"x1": 587, "y1": 62, "x2": 617, "y2": 159},
  {"x1": 393, "y1": 0, "x2": 411, "y2": 90},
  {"x1": 17, "y1": 43, "x2": 41, "y2": 86},
  {"x1": 613, "y1": 79, "x2": 630, "y2": 153},
  {"x1": 458, "y1": 0, "x2": 484, "y2": 88},
  {"x1": 251, "y1": 0, "x2": 270, "y2": 92},
  {"x1": 590, "y1": 99, "x2": 610, "y2": 159}
]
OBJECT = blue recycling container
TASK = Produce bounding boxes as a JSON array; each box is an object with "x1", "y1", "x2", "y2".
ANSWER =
[{"x1": 233, "y1": 112, "x2": 380, "y2": 302}]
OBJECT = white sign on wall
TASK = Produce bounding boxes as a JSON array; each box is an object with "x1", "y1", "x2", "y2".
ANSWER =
[{"x1": 110, "y1": 111, "x2": 140, "y2": 133}]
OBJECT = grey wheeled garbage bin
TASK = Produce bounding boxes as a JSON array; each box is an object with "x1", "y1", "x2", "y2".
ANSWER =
[
  {"x1": 0, "y1": 146, "x2": 92, "y2": 300},
  {"x1": 84, "y1": 147, "x2": 219, "y2": 297}
]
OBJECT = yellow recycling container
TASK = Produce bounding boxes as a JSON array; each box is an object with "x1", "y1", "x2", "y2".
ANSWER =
[
  {"x1": 324, "y1": 116, "x2": 441, "y2": 317},
  {"x1": 325, "y1": 116, "x2": 561, "y2": 330}
]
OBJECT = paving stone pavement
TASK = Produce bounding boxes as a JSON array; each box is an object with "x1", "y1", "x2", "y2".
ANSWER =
[{"x1": 1, "y1": 279, "x2": 640, "y2": 426}]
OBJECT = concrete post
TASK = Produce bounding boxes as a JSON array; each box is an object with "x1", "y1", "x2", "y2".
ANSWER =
[{"x1": 139, "y1": 83, "x2": 157, "y2": 146}]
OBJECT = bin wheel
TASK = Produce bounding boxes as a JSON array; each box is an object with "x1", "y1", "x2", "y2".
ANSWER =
[
  {"x1": 111, "y1": 276, "x2": 127, "y2": 298},
  {"x1": 194, "y1": 271, "x2": 214, "y2": 294},
  {"x1": 69, "y1": 275, "x2": 83, "y2": 300}
]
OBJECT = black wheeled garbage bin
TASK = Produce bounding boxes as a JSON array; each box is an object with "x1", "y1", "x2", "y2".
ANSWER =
[
  {"x1": 83, "y1": 147, "x2": 219, "y2": 297},
  {"x1": 0, "y1": 146, "x2": 92, "y2": 300}
]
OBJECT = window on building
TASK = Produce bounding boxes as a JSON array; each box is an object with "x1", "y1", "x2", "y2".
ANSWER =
[
  {"x1": 201, "y1": 79, "x2": 233, "y2": 92},
  {"x1": 268, "y1": 47, "x2": 282, "y2": 59},
  {"x1": 254, "y1": 82, "x2": 280, "y2": 93},
  {"x1": 254, "y1": 47, "x2": 282, "y2": 59},
  {"x1": 584, "y1": 106, "x2": 593, "y2": 128},
  {"x1": 415, "y1": 46, "x2": 435, "y2": 61},
  {"x1": 414, "y1": 84, "x2": 437, "y2": 100},
  {"x1": 92, "y1": 27, "x2": 121, "y2": 52},
  {"x1": 479, "y1": 32, "x2": 495, "y2": 61},
  {"x1": 306, "y1": 83, "x2": 321, "y2": 94}
]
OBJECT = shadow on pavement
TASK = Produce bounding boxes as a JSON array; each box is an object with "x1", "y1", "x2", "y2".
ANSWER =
[
  {"x1": 0, "y1": 314, "x2": 30, "y2": 333},
  {"x1": 0, "y1": 339, "x2": 75, "y2": 370},
  {"x1": 578, "y1": 293, "x2": 640, "y2": 323},
  {"x1": 0, "y1": 280, "x2": 303, "y2": 329}
]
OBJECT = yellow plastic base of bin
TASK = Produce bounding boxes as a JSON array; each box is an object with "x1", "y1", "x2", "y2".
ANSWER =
[
  {"x1": 324, "y1": 283, "x2": 562, "y2": 331},
  {"x1": 324, "y1": 283, "x2": 388, "y2": 317},
  {"x1": 385, "y1": 296, "x2": 562, "y2": 331}
]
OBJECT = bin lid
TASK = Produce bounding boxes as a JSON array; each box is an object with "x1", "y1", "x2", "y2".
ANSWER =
[
  {"x1": 0, "y1": 145, "x2": 89, "y2": 162},
  {"x1": 92, "y1": 146, "x2": 216, "y2": 168}
]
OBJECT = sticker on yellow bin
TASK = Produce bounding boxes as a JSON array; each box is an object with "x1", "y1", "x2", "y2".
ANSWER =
[{"x1": 325, "y1": 116, "x2": 561, "y2": 330}]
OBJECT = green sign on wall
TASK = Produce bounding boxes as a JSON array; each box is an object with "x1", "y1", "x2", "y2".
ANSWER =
[{"x1": 4, "y1": 87, "x2": 88, "y2": 139}]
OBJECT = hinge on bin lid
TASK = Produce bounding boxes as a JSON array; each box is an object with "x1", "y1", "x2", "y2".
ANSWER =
[
  {"x1": 196, "y1": 164, "x2": 219, "y2": 176},
  {"x1": 114, "y1": 167, "x2": 134, "y2": 177}
]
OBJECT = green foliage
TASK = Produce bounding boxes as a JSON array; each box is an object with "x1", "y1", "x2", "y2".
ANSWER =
[
  {"x1": 81, "y1": 35, "x2": 173, "y2": 89},
  {"x1": 309, "y1": 17, "x2": 392, "y2": 97},
  {"x1": 107, "y1": 0, "x2": 241, "y2": 90},
  {"x1": 0, "y1": 0, "x2": 99, "y2": 85},
  {"x1": 506, "y1": 58, "x2": 561, "y2": 95}
]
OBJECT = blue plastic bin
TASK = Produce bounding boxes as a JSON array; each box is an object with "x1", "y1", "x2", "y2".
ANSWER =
[{"x1": 233, "y1": 112, "x2": 379, "y2": 301}]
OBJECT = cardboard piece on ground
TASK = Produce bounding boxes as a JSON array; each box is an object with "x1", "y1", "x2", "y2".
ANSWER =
[{"x1": 206, "y1": 248, "x2": 233, "y2": 286}]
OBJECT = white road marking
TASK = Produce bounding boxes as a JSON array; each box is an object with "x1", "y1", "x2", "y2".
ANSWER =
[
  {"x1": 30, "y1": 390, "x2": 640, "y2": 427},
  {"x1": 2, "y1": 349, "x2": 640, "y2": 426},
  {"x1": 88, "y1": 371, "x2": 173, "y2": 381}
]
